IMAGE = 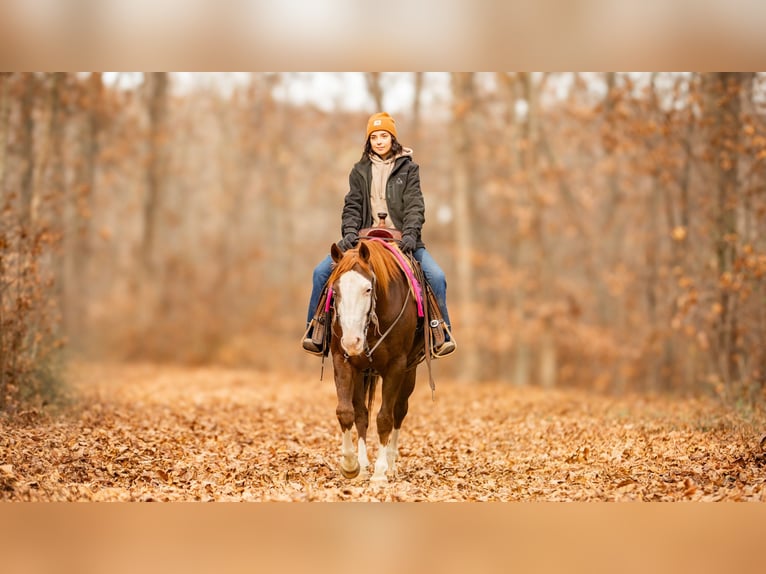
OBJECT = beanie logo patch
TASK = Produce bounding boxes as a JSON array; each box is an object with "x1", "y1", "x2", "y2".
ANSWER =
[{"x1": 373, "y1": 120, "x2": 382, "y2": 126}]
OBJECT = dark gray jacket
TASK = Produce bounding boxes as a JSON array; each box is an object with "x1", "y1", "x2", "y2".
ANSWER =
[{"x1": 339, "y1": 154, "x2": 426, "y2": 250}]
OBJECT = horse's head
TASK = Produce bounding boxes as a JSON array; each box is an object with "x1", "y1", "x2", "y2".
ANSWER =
[{"x1": 330, "y1": 242, "x2": 375, "y2": 356}]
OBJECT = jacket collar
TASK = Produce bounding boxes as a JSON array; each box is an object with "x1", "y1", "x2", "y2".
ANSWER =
[{"x1": 355, "y1": 153, "x2": 410, "y2": 177}]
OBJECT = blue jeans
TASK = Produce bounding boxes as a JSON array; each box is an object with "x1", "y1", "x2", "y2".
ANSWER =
[
  {"x1": 306, "y1": 248, "x2": 452, "y2": 333},
  {"x1": 307, "y1": 255, "x2": 333, "y2": 324}
]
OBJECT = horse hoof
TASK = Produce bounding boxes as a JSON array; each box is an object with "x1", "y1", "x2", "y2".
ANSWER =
[
  {"x1": 340, "y1": 461, "x2": 361, "y2": 479},
  {"x1": 370, "y1": 474, "x2": 388, "y2": 485}
]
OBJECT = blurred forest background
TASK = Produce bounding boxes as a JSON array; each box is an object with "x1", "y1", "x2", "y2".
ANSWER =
[{"x1": 2, "y1": 72, "x2": 766, "y2": 411}]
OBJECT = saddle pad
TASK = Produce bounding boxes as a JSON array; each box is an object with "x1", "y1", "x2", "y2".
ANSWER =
[{"x1": 366, "y1": 237, "x2": 425, "y2": 317}]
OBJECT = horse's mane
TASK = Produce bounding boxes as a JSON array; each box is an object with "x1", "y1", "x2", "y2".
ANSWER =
[{"x1": 328, "y1": 240, "x2": 403, "y2": 299}]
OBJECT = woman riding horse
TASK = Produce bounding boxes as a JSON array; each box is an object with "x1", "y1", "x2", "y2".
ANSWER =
[{"x1": 303, "y1": 112, "x2": 455, "y2": 359}]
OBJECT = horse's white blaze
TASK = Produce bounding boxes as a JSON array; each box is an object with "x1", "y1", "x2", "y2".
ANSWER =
[{"x1": 337, "y1": 270, "x2": 372, "y2": 356}]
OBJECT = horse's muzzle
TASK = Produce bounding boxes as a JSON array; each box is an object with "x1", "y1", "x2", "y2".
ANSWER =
[{"x1": 341, "y1": 335, "x2": 365, "y2": 356}]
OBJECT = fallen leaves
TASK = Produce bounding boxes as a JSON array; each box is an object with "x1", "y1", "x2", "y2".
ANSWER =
[
  {"x1": 1, "y1": 362, "x2": 765, "y2": 501},
  {"x1": 0, "y1": 464, "x2": 17, "y2": 491}
]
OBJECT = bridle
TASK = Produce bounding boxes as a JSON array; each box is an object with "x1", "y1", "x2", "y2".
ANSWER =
[{"x1": 333, "y1": 267, "x2": 411, "y2": 362}]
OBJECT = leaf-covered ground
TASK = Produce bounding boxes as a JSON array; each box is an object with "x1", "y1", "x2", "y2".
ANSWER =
[{"x1": 2, "y1": 363, "x2": 765, "y2": 501}]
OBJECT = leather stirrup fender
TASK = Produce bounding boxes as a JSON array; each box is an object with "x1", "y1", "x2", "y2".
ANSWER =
[{"x1": 311, "y1": 315, "x2": 325, "y2": 346}]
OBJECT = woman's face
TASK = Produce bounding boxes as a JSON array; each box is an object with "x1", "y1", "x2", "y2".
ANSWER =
[{"x1": 369, "y1": 130, "x2": 393, "y2": 158}]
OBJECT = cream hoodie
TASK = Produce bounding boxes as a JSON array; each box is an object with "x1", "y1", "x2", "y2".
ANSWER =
[{"x1": 369, "y1": 148, "x2": 413, "y2": 228}]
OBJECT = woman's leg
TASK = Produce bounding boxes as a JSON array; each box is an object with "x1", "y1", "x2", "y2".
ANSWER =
[
  {"x1": 413, "y1": 248, "x2": 453, "y2": 335},
  {"x1": 307, "y1": 255, "x2": 333, "y2": 325},
  {"x1": 303, "y1": 256, "x2": 334, "y2": 355}
]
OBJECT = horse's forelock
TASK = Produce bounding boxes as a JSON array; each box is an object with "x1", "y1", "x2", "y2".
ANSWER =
[{"x1": 328, "y1": 241, "x2": 401, "y2": 298}]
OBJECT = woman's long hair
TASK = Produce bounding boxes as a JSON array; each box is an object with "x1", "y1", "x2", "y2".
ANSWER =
[{"x1": 361, "y1": 135, "x2": 403, "y2": 161}]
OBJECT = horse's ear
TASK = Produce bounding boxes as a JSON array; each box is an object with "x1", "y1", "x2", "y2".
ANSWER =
[
  {"x1": 358, "y1": 240, "x2": 370, "y2": 263},
  {"x1": 331, "y1": 243, "x2": 343, "y2": 263}
]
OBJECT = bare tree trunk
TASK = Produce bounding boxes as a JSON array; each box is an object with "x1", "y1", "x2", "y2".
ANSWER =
[
  {"x1": 522, "y1": 73, "x2": 558, "y2": 389},
  {"x1": 646, "y1": 172, "x2": 662, "y2": 392},
  {"x1": 0, "y1": 73, "x2": 10, "y2": 195},
  {"x1": 66, "y1": 72, "x2": 102, "y2": 347},
  {"x1": 141, "y1": 72, "x2": 169, "y2": 278},
  {"x1": 643, "y1": 74, "x2": 665, "y2": 393},
  {"x1": 41, "y1": 74, "x2": 67, "y2": 342},
  {"x1": 599, "y1": 72, "x2": 630, "y2": 392},
  {"x1": 0, "y1": 73, "x2": 11, "y2": 393},
  {"x1": 365, "y1": 73, "x2": 384, "y2": 111},
  {"x1": 509, "y1": 72, "x2": 532, "y2": 386},
  {"x1": 706, "y1": 73, "x2": 743, "y2": 394},
  {"x1": 740, "y1": 73, "x2": 757, "y2": 245},
  {"x1": 496, "y1": 72, "x2": 519, "y2": 173},
  {"x1": 29, "y1": 74, "x2": 57, "y2": 220},
  {"x1": 130, "y1": 72, "x2": 169, "y2": 356},
  {"x1": 18, "y1": 74, "x2": 36, "y2": 231},
  {"x1": 270, "y1": 99, "x2": 290, "y2": 286},
  {"x1": 31, "y1": 74, "x2": 63, "y2": 224},
  {"x1": 495, "y1": 72, "x2": 521, "y2": 383},
  {"x1": 675, "y1": 74, "x2": 699, "y2": 391},
  {"x1": 77, "y1": 71, "x2": 102, "y2": 263},
  {"x1": 411, "y1": 72, "x2": 424, "y2": 150},
  {"x1": 450, "y1": 73, "x2": 479, "y2": 381},
  {"x1": 539, "y1": 318, "x2": 557, "y2": 389}
]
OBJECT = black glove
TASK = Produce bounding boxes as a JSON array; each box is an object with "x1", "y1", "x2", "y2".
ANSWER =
[
  {"x1": 400, "y1": 234, "x2": 417, "y2": 254},
  {"x1": 338, "y1": 231, "x2": 359, "y2": 252}
]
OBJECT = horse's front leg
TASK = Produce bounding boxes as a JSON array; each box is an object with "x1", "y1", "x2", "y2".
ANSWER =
[
  {"x1": 340, "y1": 428, "x2": 359, "y2": 479},
  {"x1": 372, "y1": 430, "x2": 395, "y2": 484},
  {"x1": 385, "y1": 428, "x2": 399, "y2": 473},
  {"x1": 371, "y1": 364, "x2": 407, "y2": 484},
  {"x1": 335, "y1": 359, "x2": 361, "y2": 479},
  {"x1": 352, "y1": 372, "x2": 372, "y2": 476},
  {"x1": 386, "y1": 369, "x2": 416, "y2": 476}
]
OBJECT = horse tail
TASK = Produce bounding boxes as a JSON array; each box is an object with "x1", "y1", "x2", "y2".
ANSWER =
[{"x1": 364, "y1": 370, "x2": 378, "y2": 426}]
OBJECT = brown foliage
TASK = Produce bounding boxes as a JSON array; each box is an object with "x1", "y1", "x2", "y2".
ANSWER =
[
  {"x1": 3, "y1": 72, "x2": 766, "y2": 403},
  {"x1": 1, "y1": 363, "x2": 764, "y2": 501}
]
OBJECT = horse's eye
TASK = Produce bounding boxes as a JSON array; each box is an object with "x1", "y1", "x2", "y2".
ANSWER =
[{"x1": 365, "y1": 287, "x2": 372, "y2": 295}]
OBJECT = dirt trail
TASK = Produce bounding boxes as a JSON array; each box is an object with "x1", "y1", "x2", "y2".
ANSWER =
[{"x1": 2, "y1": 363, "x2": 765, "y2": 501}]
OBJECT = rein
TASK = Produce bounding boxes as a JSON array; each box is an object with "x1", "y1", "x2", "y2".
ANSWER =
[{"x1": 364, "y1": 287, "x2": 411, "y2": 360}]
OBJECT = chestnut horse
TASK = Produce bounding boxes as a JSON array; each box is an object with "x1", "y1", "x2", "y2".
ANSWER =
[{"x1": 328, "y1": 238, "x2": 424, "y2": 483}]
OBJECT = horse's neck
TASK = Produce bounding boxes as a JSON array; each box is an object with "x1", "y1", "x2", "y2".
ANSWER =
[{"x1": 374, "y1": 274, "x2": 410, "y2": 324}]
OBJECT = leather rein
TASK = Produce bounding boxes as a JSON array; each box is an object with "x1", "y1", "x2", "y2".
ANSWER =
[{"x1": 363, "y1": 285, "x2": 411, "y2": 360}]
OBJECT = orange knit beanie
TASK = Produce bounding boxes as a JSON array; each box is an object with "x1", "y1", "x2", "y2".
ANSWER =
[{"x1": 366, "y1": 112, "x2": 398, "y2": 140}]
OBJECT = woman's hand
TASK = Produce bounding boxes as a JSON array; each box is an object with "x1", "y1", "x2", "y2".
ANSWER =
[
  {"x1": 338, "y1": 231, "x2": 359, "y2": 251},
  {"x1": 400, "y1": 234, "x2": 416, "y2": 254}
]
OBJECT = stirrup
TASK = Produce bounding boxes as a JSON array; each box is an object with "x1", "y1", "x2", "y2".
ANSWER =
[
  {"x1": 429, "y1": 318, "x2": 446, "y2": 348},
  {"x1": 302, "y1": 337, "x2": 324, "y2": 356},
  {"x1": 431, "y1": 321, "x2": 456, "y2": 358},
  {"x1": 433, "y1": 339, "x2": 456, "y2": 358},
  {"x1": 301, "y1": 317, "x2": 326, "y2": 357}
]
